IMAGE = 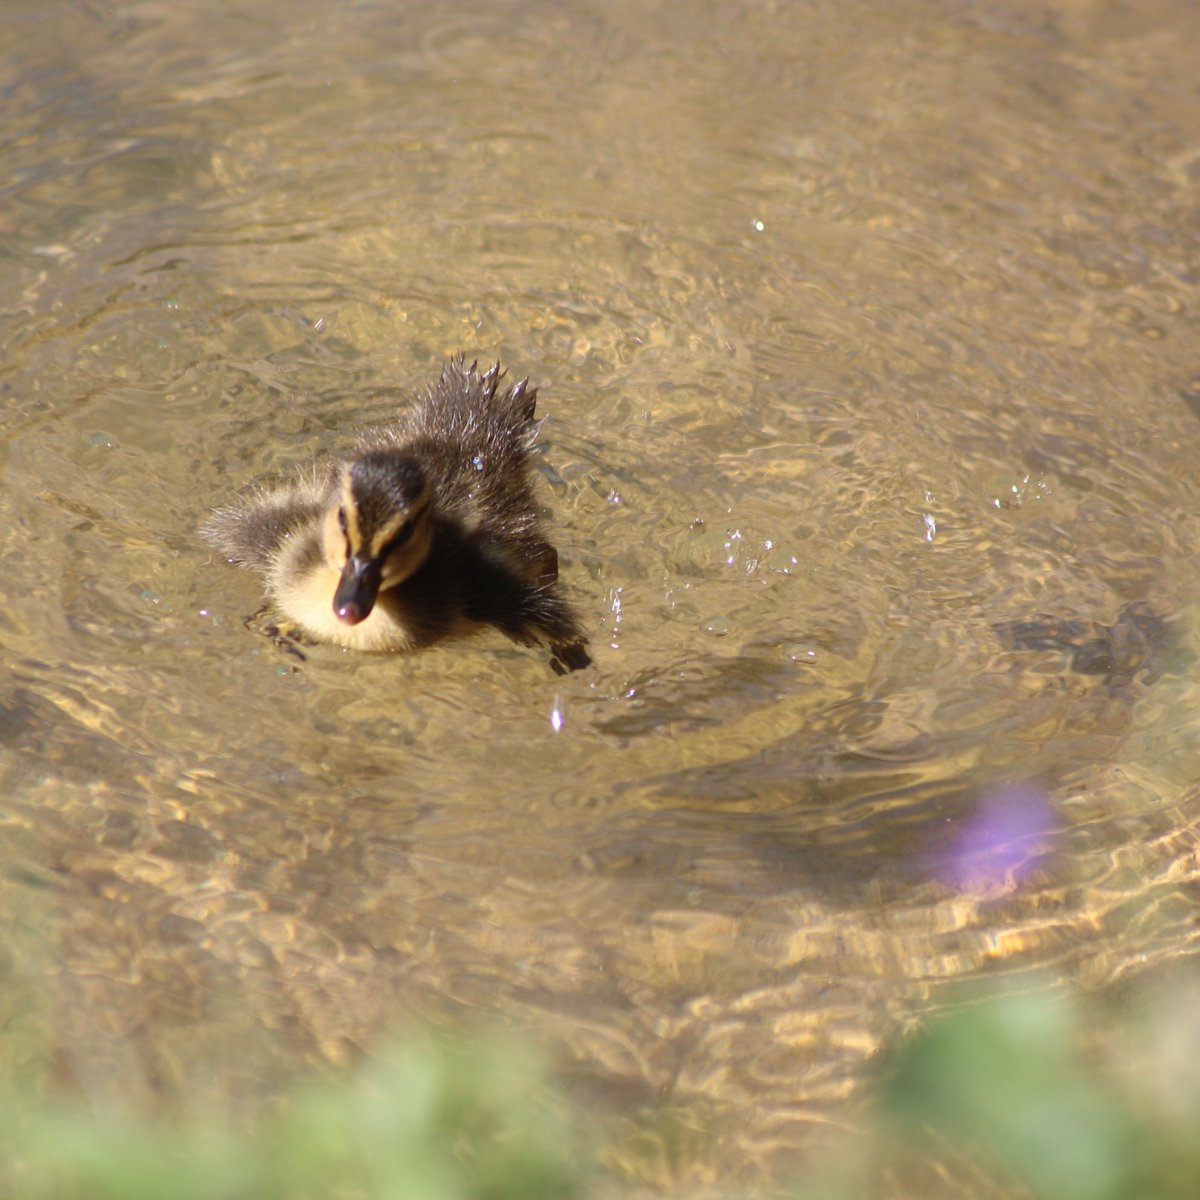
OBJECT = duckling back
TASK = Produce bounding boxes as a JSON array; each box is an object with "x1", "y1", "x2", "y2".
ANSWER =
[{"x1": 367, "y1": 357, "x2": 549, "y2": 572}]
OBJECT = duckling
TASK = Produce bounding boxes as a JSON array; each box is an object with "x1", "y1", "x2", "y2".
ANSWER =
[{"x1": 202, "y1": 356, "x2": 590, "y2": 672}]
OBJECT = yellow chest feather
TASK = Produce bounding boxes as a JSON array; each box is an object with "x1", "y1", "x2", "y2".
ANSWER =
[{"x1": 267, "y1": 541, "x2": 415, "y2": 653}]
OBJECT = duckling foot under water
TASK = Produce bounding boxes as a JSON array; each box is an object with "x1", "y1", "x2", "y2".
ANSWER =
[
  {"x1": 203, "y1": 356, "x2": 591, "y2": 672},
  {"x1": 244, "y1": 605, "x2": 308, "y2": 665}
]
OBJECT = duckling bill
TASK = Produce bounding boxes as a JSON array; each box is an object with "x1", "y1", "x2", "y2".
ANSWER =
[{"x1": 203, "y1": 356, "x2": 590, "y2": 672}]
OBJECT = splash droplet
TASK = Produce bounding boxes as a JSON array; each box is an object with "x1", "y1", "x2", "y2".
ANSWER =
[{"x1": 785, "y1": 642, "x2": 818, "y2": 664}]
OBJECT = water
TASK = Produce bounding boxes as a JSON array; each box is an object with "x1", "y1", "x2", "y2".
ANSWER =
[{"x1": 2, "y1": 0, "x2": 1200, "y2": 1189}]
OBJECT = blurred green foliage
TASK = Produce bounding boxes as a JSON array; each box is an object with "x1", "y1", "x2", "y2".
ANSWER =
[
  {"x1": 872, "y1": 975, "x2": 1200, "y2": 1200},
  {"x1": 1, "y1": 975, "x2": 1198, "y2": 1198},
  {"x1": 0, "y1": 1035, "x2": 578, "y2": 1200}
]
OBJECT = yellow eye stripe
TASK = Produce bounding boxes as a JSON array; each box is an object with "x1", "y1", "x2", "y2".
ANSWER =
[
  {"x1": 339, "y1": 469, "x2": 432, "y2": 560},
  {"x1": 339, "y1": 473, "x2": 364, "y2": 552}
]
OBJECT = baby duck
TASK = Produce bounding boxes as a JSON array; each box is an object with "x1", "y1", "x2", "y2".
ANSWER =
[{"x1": 203, "y1": 356, "x2": 590, "y2": 671}]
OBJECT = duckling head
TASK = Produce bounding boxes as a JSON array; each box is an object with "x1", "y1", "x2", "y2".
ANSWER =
[{"x1": 322, "y1": 451, "x2": 435, "y2": 625}]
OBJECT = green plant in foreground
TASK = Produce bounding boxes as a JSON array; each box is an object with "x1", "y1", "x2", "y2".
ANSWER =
[
  {"x1": 0, "y1": 1034, "x2": 580, "y2": 1200},
  {"x1": 3, "y1": 980, "x2": 1199, "y2": 1199},
  {"x1": 877, "y1": 978, "x2": 1200, "y2": 1200}
]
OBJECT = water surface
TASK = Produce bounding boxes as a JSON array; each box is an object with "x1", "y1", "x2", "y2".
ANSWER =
[{"x1": 2, "y1": 0, "x2": 1200, "y2": 1190}]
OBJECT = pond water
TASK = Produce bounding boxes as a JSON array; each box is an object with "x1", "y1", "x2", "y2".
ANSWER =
[{"x1": 2, "y1": 0, "x2": 1200, "y2": 1190}]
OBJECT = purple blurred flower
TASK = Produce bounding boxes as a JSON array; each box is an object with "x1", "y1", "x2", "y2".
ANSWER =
[{"x1": 944, "y1": 784, "x2": 1057, "y2": 893}]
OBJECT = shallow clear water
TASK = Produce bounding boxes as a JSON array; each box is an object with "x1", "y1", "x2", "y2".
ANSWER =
[{"x1": 2, "y1": 0, "x2": 1200, "y2": 1188}]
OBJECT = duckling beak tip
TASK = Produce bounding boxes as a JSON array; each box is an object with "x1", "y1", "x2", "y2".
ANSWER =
[
  {"x1": 336, "y1": 600, "x2": 366, "y2": 625},
  {"x1": 333, "y1": 557, "x2": 380, "y2": 625}
]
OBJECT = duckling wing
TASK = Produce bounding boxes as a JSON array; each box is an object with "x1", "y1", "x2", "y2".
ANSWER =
[
  {"x1": 456, "y1": 538, "x2": 588, "y2": 657},
  {"x1": 201, "y1": 474, "x2": 329, "y2": 569}
]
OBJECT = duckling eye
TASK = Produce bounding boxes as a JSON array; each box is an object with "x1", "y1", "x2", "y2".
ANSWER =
[
  {"x1": 380, "y1": 518, "x2": 415, "y2": 558},
  {"x1": 337, "y1": 506, "x2": 348, "y2": 534}
]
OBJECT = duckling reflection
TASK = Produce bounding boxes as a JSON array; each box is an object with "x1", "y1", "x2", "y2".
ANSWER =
[{"x1": 203, "y1": 356, "x2": 590, "y2": 672}]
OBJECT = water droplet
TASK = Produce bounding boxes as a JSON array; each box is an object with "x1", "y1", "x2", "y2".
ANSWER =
[
  {"x1": 89, "y1": 432, "x2": 118, "y2": 448},
  {"x1": 785, "y1": 642, "x2": 819, "y2": 664},
  {"x1": 700, "y1": 616, "x2": 731, "y2": 638},
  {"x1": 549, "y1": 695, "x2": 565, "y2": 733}
]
